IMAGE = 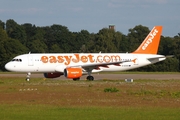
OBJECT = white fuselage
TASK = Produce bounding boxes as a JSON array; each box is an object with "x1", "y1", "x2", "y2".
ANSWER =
[{"x1": 5, "y1": 53, "x2": 166, "y2": 73}]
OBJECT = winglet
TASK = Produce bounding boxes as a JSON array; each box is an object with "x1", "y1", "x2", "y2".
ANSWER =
[{"x1": 133, "y1": 26, "x2": 163, "y2": 54}]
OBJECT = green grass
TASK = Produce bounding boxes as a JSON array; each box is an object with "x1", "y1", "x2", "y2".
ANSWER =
[
  {"x1": 104, "y1": 87, "x2": 119, "y2": 93},
  {"x1": 1, "y1": 77, "x2": 180, "y2": 120},
  {"x1": 0, "y1": 104, "x2": 180, "y2": 120}
]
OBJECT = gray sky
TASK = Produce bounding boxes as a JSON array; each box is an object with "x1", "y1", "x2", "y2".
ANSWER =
[{"x1": 0, "y1": 0, "x2": 179, "y2": 37}]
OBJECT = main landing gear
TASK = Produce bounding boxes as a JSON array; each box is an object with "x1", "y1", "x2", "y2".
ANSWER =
[
  {"x1": 86, "y1": 71, "x2": 94, "y2": 81},
  {"x1": 26, "y1": 72, "x2": 31, "y2": 81},
  {"x1": 86, "y1": 76, "x2": 94, "y2": 81}
]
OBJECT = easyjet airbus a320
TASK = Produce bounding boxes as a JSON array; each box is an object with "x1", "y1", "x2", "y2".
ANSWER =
[{"x1": 5, "y1": 26, "x2": 166, "y2": 81}]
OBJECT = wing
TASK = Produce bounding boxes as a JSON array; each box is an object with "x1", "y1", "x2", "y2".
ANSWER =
[{"x1": 67, "y1": 60, "x2": 131, "y2": 72}]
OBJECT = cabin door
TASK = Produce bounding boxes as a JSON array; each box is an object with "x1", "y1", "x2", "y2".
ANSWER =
[{"x1": 28, "y1": 55, "x2": 34, "y2": 66}]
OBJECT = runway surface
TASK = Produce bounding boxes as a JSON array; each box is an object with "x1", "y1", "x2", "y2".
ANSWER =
[{"x1": 1, "y1": 73, "x2": 180, "y2": 80}]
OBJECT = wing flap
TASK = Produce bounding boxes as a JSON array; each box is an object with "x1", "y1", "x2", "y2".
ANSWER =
[{"x1": 67, "y1": 60, "x2": 130, "y2": 71}]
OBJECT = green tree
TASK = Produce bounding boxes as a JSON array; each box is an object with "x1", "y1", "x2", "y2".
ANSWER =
[
  {"x1": 113, "y1": 31, "x2": 123, "y2": 52},
  {"x1": 49, "y1": 44, "x2": 64, "y2": 53},
  {"x1": 23, "y1": 24, "x2": 47, "y2": 53},
  {"x1": 27, "y1": 39, "x2": 47, "y2": 53},
  {"x1": 119, "y1": 35, "x2": 129, "y2": 52},
  {"x1": 93, "y1": 28, "x2": 118, "y2": 53},
  {"x1": 0, "y1": 20, "x2": 5, "y2": 29},
  {"x1": 43, "y1": 24, "x2": 73, "y2": 52},
  {"x1": 0, "y1": 27, "x2": 8, "y2": 71},
  {"x1": 0, "y1": 27, "x2": 8, "y2": 42},
  {"x1": 21, "y1": 23, "x2": 37, "y2": 46},
  {"x1": 0, "y1": 38, "x2": 28, "y2": 71},
  {"x1": 127, "y1": 25, "x2": 149, "y2": 52},
  {"x1": 73, "y1": 30, "x2": 92, "y2": 53},
  {"x1": 6, "y1": 19, "x2": 27, "y2": 45},
  {"x1": 159, "y1": 36, "x2": 174, "y2": 55}
]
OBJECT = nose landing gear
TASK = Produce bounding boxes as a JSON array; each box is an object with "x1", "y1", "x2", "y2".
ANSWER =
[{"x1": 26, "y1": 72, "x2": 31, "y2": 81}]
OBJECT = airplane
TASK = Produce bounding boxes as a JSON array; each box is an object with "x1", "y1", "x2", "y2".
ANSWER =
[{"x1": 5, "y1": 26, "x2": 166, "y2": 81}]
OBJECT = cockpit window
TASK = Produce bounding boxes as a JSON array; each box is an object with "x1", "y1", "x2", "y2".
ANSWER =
[{"x1": 11, "y1": 59, "x2": 22, "y2": 62}]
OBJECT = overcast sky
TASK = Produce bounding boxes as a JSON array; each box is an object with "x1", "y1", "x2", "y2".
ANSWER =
[{"x1": 0, "y1": 0, "x2": 179, "y2": 37}]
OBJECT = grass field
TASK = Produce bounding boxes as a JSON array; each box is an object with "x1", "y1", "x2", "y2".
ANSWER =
[{"x1": 0, "y1": 76, "x2": 180, "y2": 120}]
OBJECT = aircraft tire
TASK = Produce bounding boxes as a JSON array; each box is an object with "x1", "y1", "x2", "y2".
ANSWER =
[
  {"x1": 26, "y1": 78, "x2": 30, "y2": 81},
  {"x1": 87, "y1": 76, "x2": 94, "y2": 81}
]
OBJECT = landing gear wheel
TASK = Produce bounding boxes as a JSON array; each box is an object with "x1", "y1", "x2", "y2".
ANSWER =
[
  {"x1": 73, "y1": 78, "x2": 80, "y2": 81},
  {"x1": 86, "y1": 76, "x2": 94, "y2": 81},
  {"x1": 26, "y1": 72, "x2": 31, "y2": 81},
  {"x1": 26, "y1": 78, "x2": 30, "y2": 82}
]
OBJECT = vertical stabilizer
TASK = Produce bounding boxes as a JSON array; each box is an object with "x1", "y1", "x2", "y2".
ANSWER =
[{"x1": 133, "y1": 26, "x2": 163, "y2": 54}]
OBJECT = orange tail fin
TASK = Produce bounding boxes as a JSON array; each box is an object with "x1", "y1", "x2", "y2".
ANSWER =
[{"x1": 133, "y1": 26, "x2": 163, "y2": 54}]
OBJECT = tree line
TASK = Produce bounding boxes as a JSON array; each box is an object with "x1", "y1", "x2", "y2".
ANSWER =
[{"x1": 0, "y1": 19, "x2": 180, "y2": 72}]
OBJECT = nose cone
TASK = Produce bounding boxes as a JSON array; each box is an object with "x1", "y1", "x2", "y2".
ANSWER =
[{"x1": 5, "y1": 62, "x2": 14, "y2": 71}]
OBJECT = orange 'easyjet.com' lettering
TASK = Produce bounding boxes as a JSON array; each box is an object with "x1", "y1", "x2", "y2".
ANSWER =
[{"x1": 41, "y1": 54, "x2": 120, "y2": 65}]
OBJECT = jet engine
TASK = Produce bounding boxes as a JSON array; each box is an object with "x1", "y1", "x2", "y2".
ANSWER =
[
  {"x1": 44, "y1": 72, "x2": 62, "y2": 78},
  {"x1": 64, "y1": 68, "x2": 82, "y2": 79}
]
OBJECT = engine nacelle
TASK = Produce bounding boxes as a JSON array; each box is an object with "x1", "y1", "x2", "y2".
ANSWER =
[
  {"x1": 44, "y1": 72, "x2": 62, "y2": 78},
  {"x1": 64, "y1": 68, "x2": 82, "y2": 79}
]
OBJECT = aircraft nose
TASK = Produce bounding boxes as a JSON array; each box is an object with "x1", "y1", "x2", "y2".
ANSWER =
[{"x1": 5, "y1": 62, "x2": 13, "y2": 71}]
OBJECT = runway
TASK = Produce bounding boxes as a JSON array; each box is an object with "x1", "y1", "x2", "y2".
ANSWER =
[{"x1": 1, "y1": 73, "x2": 180, "y2": 80}]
